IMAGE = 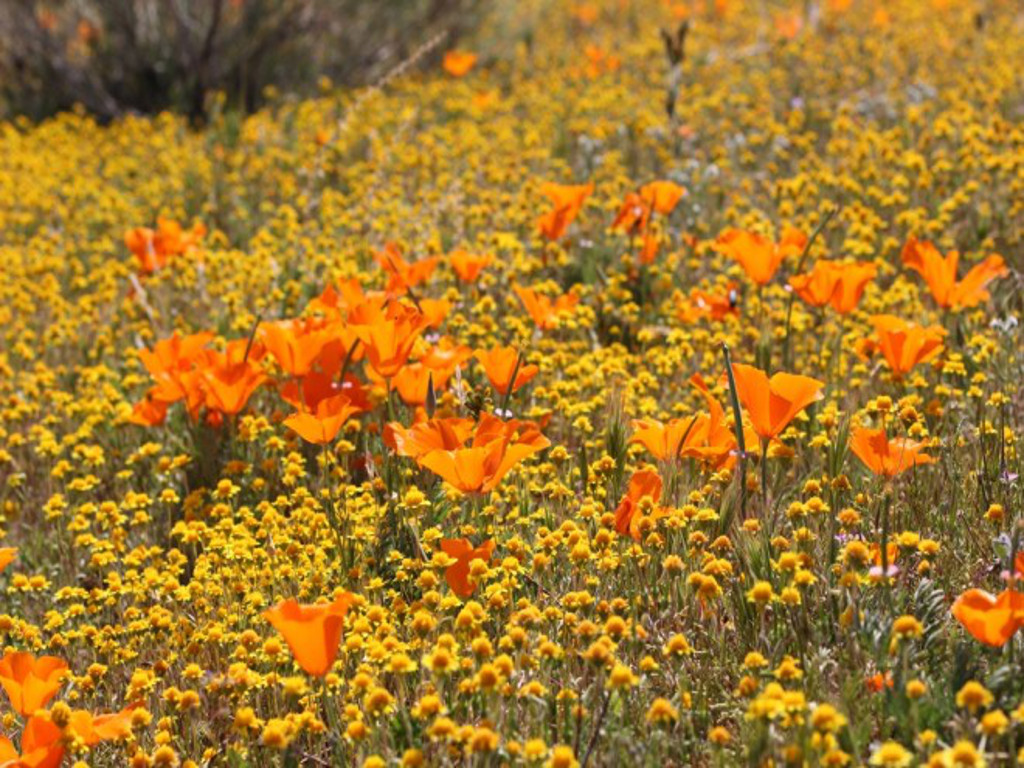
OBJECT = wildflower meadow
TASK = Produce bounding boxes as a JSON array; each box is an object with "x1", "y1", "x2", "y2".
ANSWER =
[{"x1": 1, "y1": 0, "x2": 1023, "y2": 765}]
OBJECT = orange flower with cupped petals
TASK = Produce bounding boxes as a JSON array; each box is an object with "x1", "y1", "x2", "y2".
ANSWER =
[
  {"x1": 284, "y1": 393, "x2": 362, "y2": 445},
  {"x1": 0, "y1": 548, "x2": 16, "y2": 574},
  {"x1": 128, "y1": 389, "x2": 171, "y2": 427},
  {"x1": 137, "y1": 331, "x2": 215, "y2": 405},
  {"x1": 201, "y1": 357, "x2": 267, "y2": 416},
  {"x1": 714, "y1": 227, "x2": 808, "y2": 285},
  {"x1": 443, "y1": 50, "x2": 477, "y2": 77},
  {"x1": 0, "y1": 651, "x2": 68, "y2": 717},
  {"x1": 475, "y1": 346, "x2": 539, "y2": 397},
  {"x1": 0, "y1": 715, "x2": 64, "y2": 768},
  {"x1": 374, "y1": 243, "x2": 440, "y2": 295},
  {"x1": 849, "y1": 427, "x2": 934, "y2": 477},
  {"x1": 258, "y1": 318, "x2": 338, "y2": 378},
  {"x1": 263, "y1": 592, "x2": 357, "y2": 676},
  {"x1": 279, "y1": 372, "x2": 369, "y2": 413},
  {"x1": 537, "y1": 182, "x2": 593, "y2": 240},
  {"x1": 417, "y1": 415, "x2": 550, "y2": 494},
  {"x1": 439, "y1": 539, "x2": 495, "y2": 597},
  {"x1": 611, "y1": 181, "x2": 685, "y2": 237},
  {"x1": 683, "y1": 373, "x2": 758, "y2": 469},
  {"x1": 640, "y1": 180, "x2": 686, "y2": 215},
  {"x1": 420, "y1": 337, "x2": 474, "y2": 375},
  {"x1": 869, "y1": 315, "x2": 945, "y2": 377},
  {"x1": 630, "y1": 418, "x2": 698, "y2": 463},
  {"x1": 384, "y1": 417, "x2": 477, "y2": 459},
  {"x1": 514, "y1": 285, "x2": 579, "y2": 330},
  {"x1": 67, "y1": 705, "x2": 137, "y2": 746},
  {"x1": 379, "y1": 363, "x2": 443, "y2": 407},
  {"x1": 308, "y1": 278, "x2": 384, "y2": 321},
  {"x1": 449, "y1": 250, "x2": 492, "y2": 283},
  {"x1": 901, "y1": 237, "x2": 1008, "y2": 309},
  {"x1": 351, "y1": 302, "x2": 429, "y2": 379},
  {"x1": 614, "y1": 468, "x2": 664, "y2": 539},
  {"x1": 789, "y1": 260, "x2": 877, "y2": 314},
  {"x1": 125, "y1": 217, "x2": 205, "y2": 275},
  {"x1": 952, "y1": 589, "x2": 1024, "y2": 647},
  {"x1": 677, "y1": 284, "x2": 740, "y2": 324},
  {"x1": 611, "y1": 192, "x2": 651, "y2": 235},
  {"x1": 727, "y1": 364, "x2": 824, "y2": 442}
]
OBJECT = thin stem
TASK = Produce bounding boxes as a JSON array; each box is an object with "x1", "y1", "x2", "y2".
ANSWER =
[
  {"x1": 337, "y1": 338, "x2": 361, "y2": 386},
  {"x1": 782, "y1": 204, "x2": 840, "y2": 367},
  {"x1": 499, "y1": 350, "x2": 525, "y2": 418},
  {"x1": 761, "y1": 438, "x2": 769, "y2": 518},
  {"x1": 722, "y1": 344, "x2": 748, "y2": 520},
  {"x1": 581, "y1": 690, "x2": 612, "y2": 767},
  {"x1": 242, "y1": 313, "x2": 263, "y2": 363}
]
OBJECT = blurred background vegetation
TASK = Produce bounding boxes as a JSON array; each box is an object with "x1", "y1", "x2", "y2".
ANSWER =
[{"x1": 0, "y1": 0, "x2": 481, "y2": 122}]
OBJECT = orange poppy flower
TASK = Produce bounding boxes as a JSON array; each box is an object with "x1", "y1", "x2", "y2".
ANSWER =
[
  {"x1": 869, "y1": 315, "x2": 945, "y2": 377},
  {"x1": 201, "y1": 358, "x2": 267, "y2": 416},
  {"x1": 474, "y1": 346, "x2": 539, "y2": 396},
  {"x1": 614, "y1": 467, "x2": 664, "y2": 539},
  {"x1": 308, "y1": 278, "x2": 384, "y2": 321},
  {"x1": 713, "y1": 227, "x2": 808, "y2": 285},
  {"x1": 128, "y1": 388, "x2": 172, "y2": 427},
  {"x1": 420, "y1": 337, "x2": 474, "y2": 375},
  {"x1": 0, "y1": 715, "x2": 63, "y2": 768},
  {"x1": 571, "y1": 3, "x2": 600, "y2": 25},
  {"x1": 952, "y1": 588, "x2": 1024, "y2": 647},
  {"x1": 284, "y1": 393, "x2": 362, "y2": 445},
  {"x1": 901, "y1": 237, "x2": 1008, "y2": 309},
  {"x1": 849, "y1": 427, "x2": 934, "y2": 477},
  {"x1": 0, "y1": 548, "x2": 16, "y2": 574},
  {"x1": 865, "y1": 671, "x2": 894, "y2": 693},
  {"x1": 537, "y1": 182, "x2": 593, "y2": 241},
  {"x1": 137, "y1": 332, "x2": 215, "y2": 404},
  {"x1": 263, "y1": 592, "x2": 357, "y2": 676},
  {"x1": 630, "y1": 418, "x2": 698, "y2": 463},
  {"x1": 439, "y1": 539, "x2": 495, "y2": 597},
  {"x1": 417, "y1": 416, "x2": 550, "y2": 494},
  {"x1": 789, "y1": 260, "x2": 877, "y2": 314},
  {"x1": 514, "y1": 285, "x2": 579, "y2": 330},
  {"x1": 279, "y1": 372, "x2": 369, "y2": 413},
  {"x1": 640, "y1": 180, "x2": 686, "y2": 215},
  {"x1": 727, "y1": 364, "x2": 824, "y2": 442},
  {"x1": 869, "y1": 542, "x2": 899, "y2": 572},
  {"x1": 683, "y1": 374, "x2": 758, "y2": 469},
  {"x1": 0, "y1": 651, "x2": 68, "y2": 717},
  {"x1": 67, "y1": 705, "x2": 137, "y2": 746},
  {"x1": 676, "y1": 285, "x2": 740, "y2": 324},
  {"x1": 582, "y1": 44, "x2": 621, "y2": 78},
  {"x1": 379, "y1": 362, "x2": 454, "y2": 407},
  {"x1": 448, "y1": 250, "x2": 492, "y2": 283},
  {"x1": 124, "y1": 217, "x2": 205, "y2": 274},
  {"x1": 611, "y1": 182, "x2": 683, "y2": 241},
  {"x1": 637, "y1": 232, "x2": 662, "y2": 265},
  {"x1": 351, "y1": 302, "x2": 429, "y2": 379},
  {"x1": 611, "y1": 192, "x2": 652, "y2": 236},
  {"x1": 416, "y1": 298, "x2": 451, "y2": 329},
  {"x1": 443, "y1": 50, "x2": 477, "y2": 77},
  {"x1": 384, "y1": 417, "x2": 477, "y2": 459},
  {"x1": 259, "y1": 318, "x2": 338, "y2": 378},
  {"x1": 774, "y1": 11, "x2": 803, "y2": 39},
  {"x1": 374, "y1": 243, "x2": 439, "y2": 295}
]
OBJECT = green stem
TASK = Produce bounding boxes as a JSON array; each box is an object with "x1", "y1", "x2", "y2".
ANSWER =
[
  {"x1": 499, "y1": 350, "x2": 525, "y2": 418},
  {"x1": 782, "y1": 204, "x2": 840, "y2": 367},
  {"x1": 722, "y1": 344, "x2": 748, "y2": 521}
]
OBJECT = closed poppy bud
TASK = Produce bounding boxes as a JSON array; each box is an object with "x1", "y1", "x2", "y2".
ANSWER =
[{"x1": 263, "y1": 593, "x2": 357, "y2": 676}]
